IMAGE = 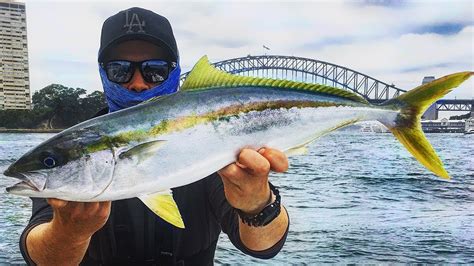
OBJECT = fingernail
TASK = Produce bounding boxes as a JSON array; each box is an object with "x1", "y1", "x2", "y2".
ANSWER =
[{"x1": 258, "y1": 148, "x2": 266, "y2": 154}]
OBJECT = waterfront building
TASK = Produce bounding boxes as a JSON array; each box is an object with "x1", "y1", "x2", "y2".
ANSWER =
[
  {"x1": 0, "y1": 0, "x2": 30, "y2": 109},
  {"x1": 465, "y1": 117, "x2": 474, "y2": 134},
  {"x1": 421, "y1": 118, "x2": 465, "y2": 133},
  {"x1": 421, "y1": 76, "x2": 437, "y2": 120}
]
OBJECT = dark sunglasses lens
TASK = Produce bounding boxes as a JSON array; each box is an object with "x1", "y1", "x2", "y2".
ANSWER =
[
  {"x1": 141, "y1": 61, "x2": 169, "y2": 83},
  {"x1": 105, "y1": 61, "x2": 133, "y2": 83}
]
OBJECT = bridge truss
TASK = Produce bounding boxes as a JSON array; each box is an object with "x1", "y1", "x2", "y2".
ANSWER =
[
  {"x1": 436, "y1": 99, "x2": 473, "y2": 112},
  {"x1": 181, "y1": 55, "x2": 406, "y2": 101}
]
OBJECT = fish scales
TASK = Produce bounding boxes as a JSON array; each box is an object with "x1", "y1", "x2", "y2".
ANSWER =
[{"x1": 87, "y1": 87, "x2": 395, "y2": 201}]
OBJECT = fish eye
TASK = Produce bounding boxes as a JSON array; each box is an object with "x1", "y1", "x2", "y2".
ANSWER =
[
  {"x1": 43, "y1": 156, "x2": 56, "y2": 168},
  {"x1": 40, "y1": 152, "x2": 58, "y2": 168}
]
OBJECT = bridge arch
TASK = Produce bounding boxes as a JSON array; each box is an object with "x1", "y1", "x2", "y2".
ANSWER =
[{"x1": 180, "y1": 55, "x2": 407, "y2": 101}]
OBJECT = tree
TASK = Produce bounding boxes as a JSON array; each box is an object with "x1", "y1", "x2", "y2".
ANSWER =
[
  {"x1": 0, "y1": 84, "x2": 106, "y2": 128},
  {"x1": 0, "y1": 108, "x2": 49, "y2": 129},
  {"x1": 78, "y1": 90, "x2": 107, "y2": 122},
  {"x1": 1, "y1": 84, "x2": 106, "y2": 129},
  {"x1": 31, "y1": 84, "x2": 107, "y2": 128},
  {"x1": 449, "y1": 112, "x2": 471, "y2": 120},
  {"x1": 32, "y1": 84, "x2": 87, "y2": 128}
]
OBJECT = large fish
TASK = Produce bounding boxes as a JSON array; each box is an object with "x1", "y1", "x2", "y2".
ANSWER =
[{"x1": 4, "y1": 56, "x2": 472, "y2": 228}]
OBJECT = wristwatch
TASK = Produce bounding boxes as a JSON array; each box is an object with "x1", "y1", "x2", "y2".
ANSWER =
[{"x1": 236, "y1": 183, "x2": 281, "y2": 227}]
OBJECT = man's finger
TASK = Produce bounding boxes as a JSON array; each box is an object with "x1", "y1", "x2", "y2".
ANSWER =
[
  {"x1": 99, "y1": 201, "x2": 112, "y2": 210},
  {"x1": 97, "y1": 201, "x2": 112, "y2": 217},
  {"x1": 218, "y1": 163, "x2": 251, "y2": 186},
  {"x1": 83, "y1": 202, "x2": 100, "y2": 214},
  {"x1": 47, "y1": 198, "x2": 68, "y2": 209},
  {"x1": 237, "y1": 149, "x2": 270, "y2": 177},
  {"x1": 259, "y1": 148, "x2": 289, "y2": 172}
]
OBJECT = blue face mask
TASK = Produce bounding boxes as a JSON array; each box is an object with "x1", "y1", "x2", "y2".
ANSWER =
[{"x1": 99, "y1": 63, "x2": 181, "y2": 112}]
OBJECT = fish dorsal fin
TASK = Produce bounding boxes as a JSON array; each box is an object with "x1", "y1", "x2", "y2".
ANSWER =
[
  {"x1": 181, "y1": 56, "x2": 368, "y2": 103},
  {"x1": 139, "y1": 190, "x2": 185, "y2": 228},
  {"x1": 141, "y1": 95, "x2": 166, "y2": 104}
]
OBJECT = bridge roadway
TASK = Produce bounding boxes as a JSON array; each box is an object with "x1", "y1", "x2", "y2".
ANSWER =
[
  {"x1": 180, "y1": 55, "x2": 471, "y2": 112},
  {"x1": 367, "y1": 99, "x2": 473, "y2": 112}
]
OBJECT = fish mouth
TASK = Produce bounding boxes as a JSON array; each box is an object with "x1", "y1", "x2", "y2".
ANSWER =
[
  {"x1": 6, "y1": 180, "x2": 40, "y2": 193},
  {"x1": 4, "y1": 167, "x2": 26, "y2": 180},
  {"x1": 4, "y1": 169, "x2": 41, "y2": 192},
  {"x1": 4, "y1": 168, "x2": 46, "y2": 192}
]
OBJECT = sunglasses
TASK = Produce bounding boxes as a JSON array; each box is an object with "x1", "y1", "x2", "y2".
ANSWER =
[{"x1": 102, "y1": 59, "x2": 176, "y2": 84}]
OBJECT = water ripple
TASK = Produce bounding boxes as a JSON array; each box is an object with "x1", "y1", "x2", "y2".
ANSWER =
[{"x1": 1, "y1": 132, "x2": 473, "y2": 264}]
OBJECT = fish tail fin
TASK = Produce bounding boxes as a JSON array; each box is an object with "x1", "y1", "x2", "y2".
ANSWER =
[{"x1": 380, "y1": 71, "x2": 473, "y2": 179}]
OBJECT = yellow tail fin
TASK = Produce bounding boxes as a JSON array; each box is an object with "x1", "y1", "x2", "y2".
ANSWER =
[{"x1": 381, "y1": 72, "x2": 473, "y2": 179}]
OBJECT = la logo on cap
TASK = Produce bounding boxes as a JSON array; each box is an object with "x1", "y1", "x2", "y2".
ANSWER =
[{"x1": 124, "y1": 10, "x2": 146, "y2": 33}]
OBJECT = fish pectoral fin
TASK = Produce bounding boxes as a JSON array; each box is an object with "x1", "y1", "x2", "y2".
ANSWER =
[
  {"x1": 138, "y1": 190, "x2": 185, "y2": 229},
  {"x1": 118, "y1": 140, "x2": 167, "y2": 163},
  {"x1": 285, "y1": 145, "x2": 309, "y2": 156}
]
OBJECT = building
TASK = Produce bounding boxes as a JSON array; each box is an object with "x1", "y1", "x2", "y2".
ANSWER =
[
  {"x1": 421, "y1": 76, "x2": 437, "y2": 120},
  {"x1": 0, "y1": 0, "x2": 30, "y2": 109},
  {"x1": 421, "y1": 118, "x2": 465, "y2": 133},
  {"x1": 465, "y1": 116, "x2": 474, "y2": 134}
]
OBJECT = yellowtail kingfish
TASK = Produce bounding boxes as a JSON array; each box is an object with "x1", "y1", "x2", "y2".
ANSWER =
[{"x1": 4, "y1": 56, "x2": 472, "y2": 228}]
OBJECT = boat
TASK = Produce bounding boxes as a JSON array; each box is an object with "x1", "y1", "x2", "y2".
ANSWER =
[
  {"x1": 465, "y1": 117, "x2": 474, "y2": 134},
  {"x1": 359, "y1": 122, "x2": 389, "y2": 133}
]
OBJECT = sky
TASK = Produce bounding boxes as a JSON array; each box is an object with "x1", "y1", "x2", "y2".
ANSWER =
[{"x1": 23, "y1": 0, "x2": 473, "y2": 101}]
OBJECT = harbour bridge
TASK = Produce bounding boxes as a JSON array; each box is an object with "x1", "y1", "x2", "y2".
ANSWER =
[{"x1": 180, "y1": 55, "x2": 472, "y2": 117}]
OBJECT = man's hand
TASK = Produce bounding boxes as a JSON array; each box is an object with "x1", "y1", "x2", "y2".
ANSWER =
[
  {"x1": 218, "y1": 147, "x2": 288, "y2": 214},
  {"x1": 26, "y1": 200, "x2": 111, "y2": 265},
  {"x1": 47, "y1": 199, "x2": 111, "y2": 242},
  {"x1": 218, "y1": 147, "x2": 290, "y2": 251}
]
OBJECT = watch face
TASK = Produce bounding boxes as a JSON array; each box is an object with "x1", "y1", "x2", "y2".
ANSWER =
[{"x1": 261, "y1": 205, "x2": 282, "y2": 226}]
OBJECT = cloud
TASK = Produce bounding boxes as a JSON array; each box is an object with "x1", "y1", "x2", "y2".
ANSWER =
[
  {"x1": 414, "y1": 22, "x2": 466, "y2": 35},
  {"x1": 300, "y1": 37, "x2": 355, "y2": 50},
  {"x1": 22, "y1": 0, "x2": 473, "y2": 100},
  {"x1": 359, "y1": 0, "x2": 406, "y2": 8}
]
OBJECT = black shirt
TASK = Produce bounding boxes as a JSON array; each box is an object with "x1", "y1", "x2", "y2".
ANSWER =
[{"x1": 19, "y1": 109, "x2": 289, "y2": 265}]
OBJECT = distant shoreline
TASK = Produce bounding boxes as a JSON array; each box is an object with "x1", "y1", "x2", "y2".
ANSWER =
[{"x1": 0, "y1": 128, "x2": 63, "y2": 133}]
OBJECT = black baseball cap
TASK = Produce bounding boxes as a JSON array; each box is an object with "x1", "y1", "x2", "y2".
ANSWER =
[{"x1": 98, "y1": 7, "x2": 178, "y2": 62}]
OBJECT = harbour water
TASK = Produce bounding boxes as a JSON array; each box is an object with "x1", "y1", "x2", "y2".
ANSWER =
[{"x1": 0, "y1": 132, "x2": 473, "y2": 264}]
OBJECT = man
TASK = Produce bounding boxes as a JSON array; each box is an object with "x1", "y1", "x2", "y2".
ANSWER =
[{"x1": 20, "y1": 7, "x2": 289, "y2": 265}]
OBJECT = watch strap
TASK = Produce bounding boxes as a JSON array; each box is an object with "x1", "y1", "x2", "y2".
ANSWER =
[{"x1": 237, "y1": 183, "x2": 281, "y2": 227}]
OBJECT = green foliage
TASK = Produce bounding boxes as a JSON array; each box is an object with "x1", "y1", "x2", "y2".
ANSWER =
[
  {"x1": 0, "y1": 109, "x2": 48, "y2": 128},
  {"x1": 0, "y1": 84, "x2": 107, "y2": 129},
  {"x1": 449, "y1": 112, "x2": 471, "y2": 120},
  {"x1": 76, "y1": 90, "x2": 107, "y2": 122}
]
